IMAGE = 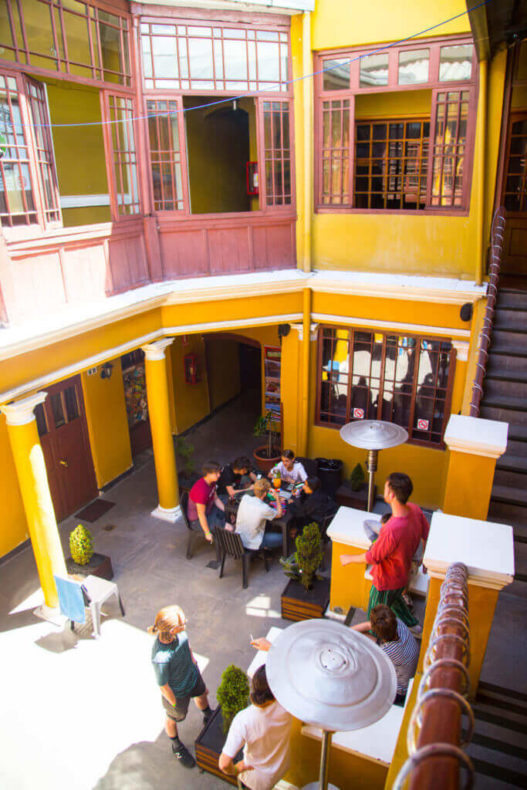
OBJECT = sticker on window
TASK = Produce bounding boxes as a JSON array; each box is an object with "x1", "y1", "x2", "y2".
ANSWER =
[
  {"x1": 417, "y1": 419, "x2": 429, "y2": 430},
  {"x1": 353, "y1": 408, "x2": 365, "y2": 419}
]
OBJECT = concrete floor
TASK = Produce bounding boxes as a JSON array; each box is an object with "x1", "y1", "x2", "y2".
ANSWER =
[{"x1": 0, "y1": 393, "x2": 526, "y2": 790}]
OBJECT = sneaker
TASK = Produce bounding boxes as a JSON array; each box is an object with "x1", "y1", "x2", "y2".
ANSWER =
[{"x1": 172, "y1": 741, "x2": 196, "y2": 769}]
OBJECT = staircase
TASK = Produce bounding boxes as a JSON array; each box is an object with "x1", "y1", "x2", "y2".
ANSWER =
[{"x1": 480, "y1": 287, "x2": 527, "y2": 588}]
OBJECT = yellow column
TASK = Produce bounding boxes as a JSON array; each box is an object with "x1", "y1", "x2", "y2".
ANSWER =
[
  {"x1": 1, "y1": 392, "x2": 67, "y2": 611},
  {"x1": 421, "y1": 511, "x2": 514, "y2": 695},
  {"x1": 142, "y1": 339, "x2": 180, "y2": 522},
  {"x1": 442, "y1": 414, "x2": 508, "y2": 520}
]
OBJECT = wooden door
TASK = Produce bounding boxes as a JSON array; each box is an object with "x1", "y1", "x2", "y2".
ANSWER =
[
  {"x1": 35, "y1": 375, "x2": 98, "y2": 522},
  {"x1": 501, "y1": 114, "x2": 527, "y2": 276}
]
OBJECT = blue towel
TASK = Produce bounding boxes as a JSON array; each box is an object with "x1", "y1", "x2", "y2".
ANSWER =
[{"x1": 54, "y1": 576, "x2": 86, "y2": 624}]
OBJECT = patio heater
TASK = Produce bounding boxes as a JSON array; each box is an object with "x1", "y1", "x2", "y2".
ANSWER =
[
  {"x1": 339, "y1": 420, "x2": 408, "y2": 512},
  {"x1": 266, "y1": 618, "x2": 396, "y2": 790}
]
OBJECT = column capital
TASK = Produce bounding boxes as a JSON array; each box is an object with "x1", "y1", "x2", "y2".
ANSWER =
[
  {"x1": 444, "y1": 413, "x2": 508, "y2": 459},
  {"x1": 451, "y1": 339, "x2": 469, "y2": 361},
  {"x1": 290, "y1": 322, "x2": 318, "y2": 341},
  {"x1": 0, "y1": 391, "x2": 47, "y2": 426},
  {"x1": 141, "y1": 338, "x2": 174, "y2": 361}
]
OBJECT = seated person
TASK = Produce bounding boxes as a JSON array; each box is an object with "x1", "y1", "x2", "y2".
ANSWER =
[
  {"x1": 217, "y1": 456, "x2": 257, "y2": 502},
  {"x1": 187, "y1": 461, "x2": 226, "y2": 543},
  {"x1": 352, "y1": 604, "x2": 419, "y2": 706},
  {"x1": 236, "y1": 479, "x2": 283, "y2": 550},
  {"x1": 363, "y1": 510, "x2": 391, "y2": 543},
  {"x1": 287, "y1": 476, "x2": 337, "y2": 531},
  {"x1": 269, "y1": 449, "x2": 307, "y2": 486}
]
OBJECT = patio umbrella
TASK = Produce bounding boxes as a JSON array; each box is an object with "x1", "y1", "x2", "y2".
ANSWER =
[
  {"x1": 266, "y1": 618, "x2": 396, "y2": 790},
  {"x1": 339, "y1": 420, "x2": 408, "y2": 511}
]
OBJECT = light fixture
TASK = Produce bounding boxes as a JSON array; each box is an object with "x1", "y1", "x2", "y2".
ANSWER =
[{"x1": 100, "y1": 362, "x2": 114, "y2": 379}]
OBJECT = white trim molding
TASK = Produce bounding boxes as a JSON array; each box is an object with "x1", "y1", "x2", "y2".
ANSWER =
[
  {"x1": 151, "y1": 505, "x2": 181, "y2": 523},
  {"x1": 289, "y1": 322, "x2": 319, "y2": 341},
  {"x1": 142, "y1": 338, "x2": 174, "y2": 362},
  {"x1": 444, "y1": 414, "x2": 509, "y2": 459},
  {"x1": 311, "y1": 313, "x2": 471, "y2": 340},
  {"x1": 451, "y1": 340, "x2": 470, "y2": 361},
  {"x1": 0, "y1": 391, "x2": 47, "y2": 426}
]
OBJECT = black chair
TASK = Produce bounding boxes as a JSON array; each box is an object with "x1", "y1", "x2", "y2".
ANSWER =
[
  {"x1": 296, "y1": 456, "x2": 319, "y2": 478},
  {"x1": 181, "y1": 490, "x2": 220, "y2": 563},
  {"x1": 213, "y1": 527, "x2": 271, "y2": 589}
]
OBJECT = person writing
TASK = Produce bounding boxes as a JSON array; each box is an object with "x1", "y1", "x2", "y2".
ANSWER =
[
  {"x1": 149, "y1": 605, "x2": 213, "y2": 769},
  {"x1": 351, "y1": 604, "x2": 419, "y2": 705},
  {"x1": 187, "y1": 460, "x2": 226, "y2": 542},
  {"x1": 236, "y1": 478, "x2": 283, "y2": 550},
  {"x1": 269, "y1": 449, "x2": 307, "y2": 485},
  {"x1": 219, "y1": 664, "x2": 293, "y2": 790},
  {"x1": 217, "y1": 456, "x2": 257, "y2": 502},
  {"x1": 340, "y1": 472, "x2": 429, "y2": 629}
]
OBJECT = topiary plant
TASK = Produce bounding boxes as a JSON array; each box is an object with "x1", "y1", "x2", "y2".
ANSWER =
[
  {"x1": 216, "y1": 664, "x2": 250, "y2": 733},
  {"x1": 69, "y1": 524, "x2": 94, "y2": 566},
  {"x1": 350, "y1": 462, "x2": 366, "y2": 491},
  {"x1": 280, "y1": 522, "x2": 323, "y2": 591}
]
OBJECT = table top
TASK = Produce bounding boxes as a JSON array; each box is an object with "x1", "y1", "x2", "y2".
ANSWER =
[{"x1": 326, "y1": 505, "x2": 378, "y2": 549}]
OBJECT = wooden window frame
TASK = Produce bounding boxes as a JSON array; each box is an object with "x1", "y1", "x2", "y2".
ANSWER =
[
  {"x1": 139, "y1": 15, "x2": 295, "y2": 217},
  {"x1": 501, "y1": 112, "x2": 527, "y2": 215},
  {"x1": 314, "y1": 35, "x2": 478, "y2": 215},
  {"x1": 315, "y1": 325, "x2": 456, "y2": 448},
  {"x1": 101, "y1": 91, "x2": 141, "y2": 218},
  {"x1": 0, "y1": 69, "x2": 61, "y2": 230},
  {"x1": 1, "y1": 0, "x2": 132, "y2": 89}
]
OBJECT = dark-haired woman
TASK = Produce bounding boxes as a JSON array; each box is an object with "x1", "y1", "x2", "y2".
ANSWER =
[{"x1": 219, "y1": 662, "x2": 292, "y2": 790}]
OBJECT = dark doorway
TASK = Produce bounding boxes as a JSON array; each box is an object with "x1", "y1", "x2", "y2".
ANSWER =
[
  {"x1": 121, "y1": 349, "x2": 152, "y2": 457},
  {"x1": 239, "y1": 343, "x2": 261, "y2": 397},
  {"x1": 184, "y1": 96, "x2": 257, "y2": 214}
]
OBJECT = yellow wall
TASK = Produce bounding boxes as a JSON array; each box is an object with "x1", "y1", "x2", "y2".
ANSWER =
[
  {"x1": 0, "y1": 418, "x2": 28, "y2": 556},
  {"x1": 205, "y1": 337, "x2": 241, "y2": 411},
  {"x1": 81, "y1": 359, "x2": 132, "y2": 488},
  {"x1": 170, "y1": 336, "x2": 211, "y2": 434},
  {"x1": 355, "y1": 89, "x2": 432, "y2": 118},
  {"x1": 46, "y1": 81, "x2": 110, "y2": 227}
]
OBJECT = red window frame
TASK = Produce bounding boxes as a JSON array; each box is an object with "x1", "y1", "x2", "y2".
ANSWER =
[
  {"x1": 1, "y1": 0, "x2": 132, "y2": 88},
  {"x1": 139, "y1": 15, "x2": 295, "y2": 217},
  {"x1": 314, "y1": 36, "x2": 478, "y2": 215},
  {"x1": 501, "y1": 113, "x2": 527, "y2": 215},
  {"x1": 145, "y1": 96, "x2": 187, "y2": 213},
  {"x1": 0, "y1": 69, "x2": 61, "y2": 229},
  {"x1": 315, "y1": 325, "x2": 456, "y2": 447},
  {"x1": 101, "y1": 91, "x2": 141, "y2": 218}
]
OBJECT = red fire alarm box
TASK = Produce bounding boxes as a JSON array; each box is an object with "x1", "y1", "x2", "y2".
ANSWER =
[
  {"x1": 246, "y1": 161, "x2": 258, "y2": 196},
  {"x1": 184, "y1": 353, "x2": 201, "y2": 384}
]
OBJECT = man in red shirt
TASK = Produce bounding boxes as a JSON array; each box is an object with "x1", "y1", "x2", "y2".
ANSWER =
[
  {"x1": 340, "y1": 472, "x2": 429, "y2": 629},
  {"x1": 187, "y1": 461, "x2": 226, "y2": 543}
]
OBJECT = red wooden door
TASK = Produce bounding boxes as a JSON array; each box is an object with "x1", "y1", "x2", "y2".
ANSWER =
[{"x1": 35, "y1": 375, "x2": 98, "y2": 522}]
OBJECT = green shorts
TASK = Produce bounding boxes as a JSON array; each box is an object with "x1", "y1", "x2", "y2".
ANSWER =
[{"x1": 162, "y1": 672, "x2": 206, "y2": 722}]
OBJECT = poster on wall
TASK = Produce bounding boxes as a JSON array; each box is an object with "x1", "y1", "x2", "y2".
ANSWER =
[
  {"x1": 122, "y1": 350, "x2": 148, "y2": 428},
  {"x1": 264, "y1": 345, "x2": 281, "y2": 417}
]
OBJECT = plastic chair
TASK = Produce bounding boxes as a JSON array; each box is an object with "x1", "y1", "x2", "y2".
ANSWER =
[
  {"x1": 54, "y1": 574, "x2": 125, "y2": 638},
  {"x1": 213, "y1": 527, "x2": 270, "y2": 589}
]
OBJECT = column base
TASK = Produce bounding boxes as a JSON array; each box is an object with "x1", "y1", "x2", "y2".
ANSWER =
[
  {"x1": 151, "y1": 504, "x2": 181, "y2": 523},
  {"x1": 33, "y1": 604, "x2": 65, "y2": 626}
]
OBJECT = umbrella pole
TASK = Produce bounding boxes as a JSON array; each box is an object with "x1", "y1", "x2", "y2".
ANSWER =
[
  {"x1": 319, "y1": 730, "x2": 333, "y2": 790},
  {"x1": 366, "y1": 449, "x2": 378, "y2": 512}
]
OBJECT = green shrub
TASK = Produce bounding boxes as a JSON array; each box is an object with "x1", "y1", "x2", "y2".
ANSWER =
[
  {"x1": 216, "y1": 664, "x2": 250, "y2": 733},
  {"x1": 350, "y1": 462, "x2": 366, "y2": 491},
  {"x1": 280, "y1": 522, "x2": 323, "y2": 591},
  {"x1": 69, "y1": 524, "x2": 94, "y2": 565}
]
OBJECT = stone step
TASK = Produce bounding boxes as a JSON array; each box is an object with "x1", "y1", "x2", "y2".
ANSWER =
[
  {"x1": 491, "y1": 484, "x2": 527, "y2": 507},
  {"x1": 493, "y1": 466, "x2": 527, "y2": 489},
  {"x1": 497, "y1": 453, "x2": 527, "y2": 473},
  {"x1": 487, "y1": 350, "x2": 527, "y2": 373},
  {"x1": 484, "y1": 376, "x2": 527, "y2": 400},
  {"x1": 491, "y1": 328, "x2": 527, "y2": 352},
  {"x1": 494, "y1": 308, "x2": 527, "y2": 331},
  {"x1": 509, "y1": 424, "x2": 527, "y2": 442},
  {"x1": 480, "y1": 402, "x2": 527, "y2": 425},
  {"x1": 497, "y1": 289, "x2": 527, "y2": 309},
  {"x1": 504, "y1": 439, "x2": 527, "y2": 456},
  {"x1": 488, "y1": 502, "x2": 527, "y2": 537}
]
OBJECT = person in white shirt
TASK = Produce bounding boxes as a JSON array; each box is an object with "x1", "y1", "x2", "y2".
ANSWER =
[
  {"x1": 236, "y1": 479, "x2": 283, "y2": 550},
  {"x1": 269, "y1": 449, "x2": 307, "y2": 485},
  {"x1": 219, "y1": 664, "x2": 293, "y2": 790}
]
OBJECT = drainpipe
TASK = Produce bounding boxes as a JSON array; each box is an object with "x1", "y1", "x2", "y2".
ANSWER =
[
  {"x1": 475, "y1": 58, "x2": 488, "y2": 286},
  {"x1": 302, "y1": 11, "x2": 313, "y2": 273}
]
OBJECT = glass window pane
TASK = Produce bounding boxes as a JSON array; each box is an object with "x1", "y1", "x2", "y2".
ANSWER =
[
  {"x1": 64, "y1": 386, "x2": 79, "y2": 421},
  {"x1": 35, "y1": 403, "x2": 48, "y2": 437},
  {"x1": 257, "y1": 41, "x2": 280, "y2": 83},
  {"x1": 188, "y1": 36, "x2": 214, "y2": 80},
  {"x1": 51, "y1": 393, "x2": 66, "y2": 429},
  {"x1": 323, "y1": 59, "x2": 350, "y2": 90},
  {"x1": 398, "y1": 49, "x2": 429, "y2": 84},
  {"x1": 224, "y1": 39, "x2": 247, "y2": 81},
  {"x1": 360, "y1": 53, "x2": 388, "y2": 87},
  {"x1": 439, "y1": 44, "x2": 473, "y2": 82}
]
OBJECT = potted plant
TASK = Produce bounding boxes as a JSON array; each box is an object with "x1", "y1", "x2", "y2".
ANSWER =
[
  {"x1": 66, "y1": 524, "x2": 113, "y2": 580},
  {"x1": 280, "y1": 522, "x2": 330, "y2": 621},
  {"x1": 195, "y1": 664, "x2": 249, "y2": 784},
  {"x1": 253, "y1": 411, "x2": 281, "y2": 473},
  {"x1": 175, "y1": 435, "x2": 198, "y2": 493}
]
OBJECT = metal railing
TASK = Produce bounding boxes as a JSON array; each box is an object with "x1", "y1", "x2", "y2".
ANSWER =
[
  {"x1": 470, "y1": 207, "x2": 506, "y2": 417},
  {"x1": 393, "y1": 563, "x2": 474, "y2": 789}
]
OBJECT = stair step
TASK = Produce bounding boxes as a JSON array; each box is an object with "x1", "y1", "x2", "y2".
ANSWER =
[
  {"x1": 487, "y1": 350, "x2": 527, "y2": 373},
  {"x1": 484, "y1": 377, "x2": 527, "y2": 400},
  {"x1": 488, "y1": 499, "x2": 527, "y2": 527},
  {"x1": 486, "y1": 368, "x2": 527, "y2": 384},
  {"x1": 493, "y1": 467, "x2": 527, "y2": 489},
  {"x1": 491, "y1": 485, "x2": 527, "y2": 507},
  {"x1": 483, "y1": 395, "x2": 527, "y2": 412},
  {"x1": 509, "y1": 424, "x2": 527, "y2": 442},
  {"x1": 496, "y1": 454, "x2": 527, "y2": 474},
  {"x1": 480, "y1": 404, "x2": 527, "y2": 424},
  {"x1": 471, "y1": 756, "x2": 527, "y2": 788},
  {"x1": 472, "y1": 732, "x2": 527, "y2": 760},
  {"x1": 494, "y1": 310, "x2": 527, "y2": 331},
  {"x1": 497, "y1": 289, "x2": 527, "y2": 309},
  {"x1": 492, "y1": 328, "x2": 527, "y2": 352},
  {"x1": 479, "y1": 681, "x2": 527, "y2": 704}
]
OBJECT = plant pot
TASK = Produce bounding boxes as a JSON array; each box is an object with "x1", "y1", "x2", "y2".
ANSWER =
[
  {"x1": 281, "y1": 577, "x2": 330, "y2": 622},
  {"x1": 252, "y1": 445, "x2": 281, "y2": 474},
  {"x1": 66, "y1": 552, "x2": 113, "y2": 580},
  {"x1": 195, "y1": 706, "x2": 242, "y2": 785}
]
